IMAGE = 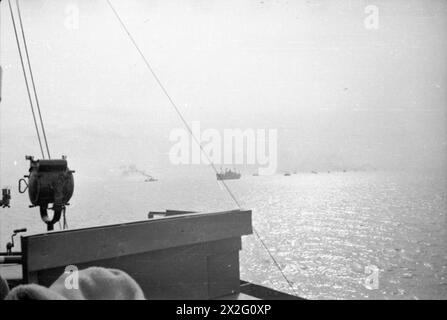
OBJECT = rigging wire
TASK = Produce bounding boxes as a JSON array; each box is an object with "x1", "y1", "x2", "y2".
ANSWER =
[
  {"x1": 15, "y1": 0, "x2": 51, "y2": 159},
  {"x1": 7, "y1": 0, "x2": 45, "y2": 159},
  {"x1": 253, "y1": 228, "x2": 298, "y2": 296},
  {"x1": 106, "y1": 0, "x2": 241, "y2": 209},
  {"x1": 105, "y1": 0, "x2": 298, "y2": 297}
]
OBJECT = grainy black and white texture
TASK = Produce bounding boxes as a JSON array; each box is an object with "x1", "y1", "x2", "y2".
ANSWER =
[{"x1": 0, "y1": 0, "x2": 446, "y2": 299}]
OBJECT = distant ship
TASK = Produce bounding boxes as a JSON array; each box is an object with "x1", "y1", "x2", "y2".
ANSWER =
[
  {"x1": 144, "y1": 177, "x2": 158, "y2": 182},
  {"x1": 217, "y1": 169, "x2": 241, "y2": 180},
  {"x1": 284, "y1": 172, "x2": 291, "y2": 176}
]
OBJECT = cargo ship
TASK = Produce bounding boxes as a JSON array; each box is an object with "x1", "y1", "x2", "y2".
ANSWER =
[{"x1": 216, "y1": 169, "x2": 242, "y2": 181}]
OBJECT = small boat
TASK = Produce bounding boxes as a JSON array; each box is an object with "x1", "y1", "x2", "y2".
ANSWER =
[
  {"x1": 216, "y1": 169, "x2": 241, "y2": 180},
  {"x1": 284, "y1": 172, "x2": 291, "y2": 176}
]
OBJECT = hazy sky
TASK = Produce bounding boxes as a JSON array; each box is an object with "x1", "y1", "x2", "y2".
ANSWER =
[{"x1": 0, "y1": 0, "x2": 446, "y2": 182}]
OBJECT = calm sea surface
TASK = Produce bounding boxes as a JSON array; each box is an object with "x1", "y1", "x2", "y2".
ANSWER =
[{"x1": 1, "y1": 170, "x2": 446, "y2": 299}]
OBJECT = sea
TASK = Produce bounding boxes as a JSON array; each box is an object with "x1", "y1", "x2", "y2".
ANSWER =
[{"x1": 1, "y1": 169, "x2": 446, "y2": 300}]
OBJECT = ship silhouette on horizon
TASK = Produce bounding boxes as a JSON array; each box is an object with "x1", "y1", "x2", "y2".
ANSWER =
[{"x1": 216, "y1": 168, "x2": 241, "y2": 180}]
